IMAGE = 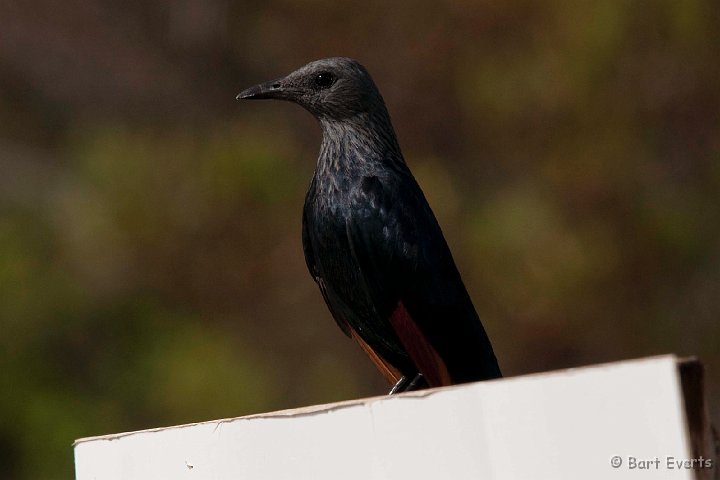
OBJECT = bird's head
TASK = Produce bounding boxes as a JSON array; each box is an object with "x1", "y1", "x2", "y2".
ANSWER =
[{"x1": 237, "y1": 57, "x2": 384, "y2": 121}]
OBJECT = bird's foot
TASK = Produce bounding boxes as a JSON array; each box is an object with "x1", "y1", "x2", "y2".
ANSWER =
[
  {"x1": 388, "y1": 373, "x2": 427, "y2": 394},
  {"x1": 389, "y1": 376, "x2": 410, "y2": 394}
]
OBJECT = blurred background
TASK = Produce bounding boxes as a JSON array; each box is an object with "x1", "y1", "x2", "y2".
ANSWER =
[{"x1": 1, "y1": 1, "x2": 718, "y2": 478}]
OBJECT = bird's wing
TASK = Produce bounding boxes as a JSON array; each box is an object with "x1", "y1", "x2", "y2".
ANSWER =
[
  {"x1": 303, "y1": 202, "x2": 404, "y2": 384},
  {"x1": 348, "y1": 176, "x2": 452, "y2": 386},
  {"x1": 346, "y1": 174, "x2": 501, "y2": 386}
]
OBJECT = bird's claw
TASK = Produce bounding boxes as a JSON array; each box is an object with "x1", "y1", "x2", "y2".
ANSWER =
[{"x1": 388, "y1": 373, "x2": 427, "y2": 394}]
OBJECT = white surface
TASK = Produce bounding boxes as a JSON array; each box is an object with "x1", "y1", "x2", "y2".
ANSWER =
[{"x1": 74, "y1": 355, "x2": 697, "y2": 480}]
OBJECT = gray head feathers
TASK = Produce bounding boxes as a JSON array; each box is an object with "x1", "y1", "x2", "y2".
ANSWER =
[{"x1": 238, "y1": 57, "x2": 387, "y2": 122}]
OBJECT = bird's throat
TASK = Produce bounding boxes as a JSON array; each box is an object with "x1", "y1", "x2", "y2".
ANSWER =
[{"x1": 317, "y1": 112, "x2": 404, "y2": 178}]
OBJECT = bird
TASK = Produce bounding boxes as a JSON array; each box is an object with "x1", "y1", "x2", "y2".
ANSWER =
[{"x1": 237, "y1": 57, "x2": 501, "y2": 394}]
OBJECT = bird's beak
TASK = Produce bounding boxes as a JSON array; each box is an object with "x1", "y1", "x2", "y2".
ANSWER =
[{"x1": 236, "y1": 77, "x2": 287, "y2": 101}]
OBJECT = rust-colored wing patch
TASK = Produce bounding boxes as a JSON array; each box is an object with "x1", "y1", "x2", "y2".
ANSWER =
[
  {"x1": 349, "y1": 329, "x2": 402, "y2": 386},
  {"x1": 389, "y1": 301, "x2": 452, "y2": 387}
]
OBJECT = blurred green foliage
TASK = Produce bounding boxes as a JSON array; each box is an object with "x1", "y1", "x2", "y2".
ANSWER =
[{"x1": 1, "y1": 1, "x2": 719, "y2": 478}]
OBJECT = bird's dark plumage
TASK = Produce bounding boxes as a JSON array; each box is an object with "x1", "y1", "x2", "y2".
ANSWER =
[{"x1": 238, "y1": 57, "x2": 501, "y2": 392}]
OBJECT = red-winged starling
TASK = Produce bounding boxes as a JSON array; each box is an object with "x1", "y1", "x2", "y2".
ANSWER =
[{"x1": 237, "y1": 57, "x2": 501, "y2": 393}]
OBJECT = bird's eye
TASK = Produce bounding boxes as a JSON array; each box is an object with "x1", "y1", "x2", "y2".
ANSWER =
[{"x1": 313, "y1": 72, "x2": 336, "y2": 90}]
